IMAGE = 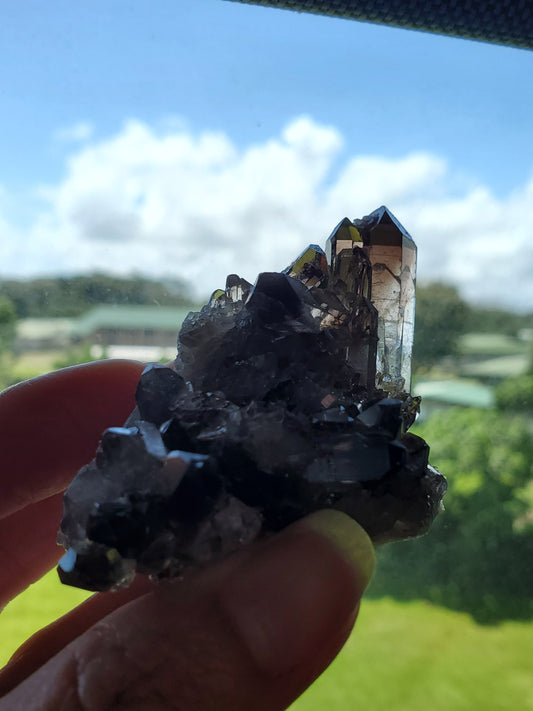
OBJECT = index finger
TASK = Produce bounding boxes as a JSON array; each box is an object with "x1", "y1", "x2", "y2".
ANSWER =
[
  {"x1": 0, "y1": 360, "x2": 144, "y2": 520},
  {"x1": 0, "y1": 360, "x2": 145, "y2": 606}
]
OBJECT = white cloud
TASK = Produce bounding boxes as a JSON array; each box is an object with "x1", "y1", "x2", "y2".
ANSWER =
[
  {"x1": 3, "y1": 116, "x2": 533, "y2": 310},
  {"x1": 53, "y1": 121, "x2": 94, "y2": 143}
]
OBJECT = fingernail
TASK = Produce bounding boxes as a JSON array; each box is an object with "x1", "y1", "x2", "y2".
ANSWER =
[{"x1": 220, "y1": 510, "x2": 375, "y2": 676}]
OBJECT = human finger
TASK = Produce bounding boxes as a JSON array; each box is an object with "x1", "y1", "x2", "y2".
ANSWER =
[
  {"x1": 0, "y1": 576, "x2": 153, "y2": 697},
  {"x1": 0, "y1": 359, "x2": 144, "y2": 520},
  {"x1": 0, "y1": 511, "x2": 375, "y2": 711},
  {"x1": 0, "y1": 494, "x2": 63, "y2": 607},
  {"x1": 0, "y1": 360, "x2": 144, "y2": 605}
]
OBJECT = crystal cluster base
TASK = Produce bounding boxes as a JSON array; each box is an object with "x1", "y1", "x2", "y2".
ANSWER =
[{"x1": 58, "y1": 207, "x2": 446, "y2": 592}]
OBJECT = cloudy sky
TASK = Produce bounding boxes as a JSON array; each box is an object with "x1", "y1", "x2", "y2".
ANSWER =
[{"x1": 1, "y1": 0, "x2": 533, "y2": 309}]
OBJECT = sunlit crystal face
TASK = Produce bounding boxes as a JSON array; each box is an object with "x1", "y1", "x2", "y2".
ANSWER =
[
  {"x1": 327, "y1": 208, "x2": 417, "y2": 392},
  {"x1": 283, "y1": 244, "x2": 328, "y2": 288}
]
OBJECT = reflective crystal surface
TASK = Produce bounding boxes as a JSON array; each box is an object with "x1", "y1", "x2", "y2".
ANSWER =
[
  {"x1": 358, "y1": 206, "x2": 416, "y2": 390},
  {"x1": 283, "y1": 244, "x2": 328, "y2": 287},
  {"x1": 327, "y1": 207, "x2": 416, "y2": 391},
  {"x1": 58, "y1": 207, "x2": 445, "y2": 592}
]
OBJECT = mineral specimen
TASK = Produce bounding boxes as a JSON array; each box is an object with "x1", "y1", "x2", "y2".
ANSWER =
[{"x1": 58, "y1": 206, "x2": 446, "y2": 592}]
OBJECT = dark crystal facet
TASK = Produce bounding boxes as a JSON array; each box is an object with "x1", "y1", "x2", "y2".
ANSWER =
[
  {"x1": 135, "y1": 363, "x2": 186, "y2": 425},
  {"x1": 58, "y1": 545, "x2": 135, "y2": 592},
  {"x1": 58, "y1": 207, "x2": 445, "y2": 591},
  {"x1": 86, "y1": 495, "x2": 169, "y2": 559}
]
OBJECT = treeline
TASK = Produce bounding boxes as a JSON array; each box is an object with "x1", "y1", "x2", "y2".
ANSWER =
[
  {"x1": 1, "y1": 274, "x2": 194, "y2": 318},
  {"x1": 413, "y1": 283, "x2": 533, "y2": 368},
  {"x1": 464, "y1": 306, "x2": 533, "y2": 336},
  {"x1": 4, "y1": 276, "x2": 533, "y2": 332},
  {"x1": 369, "y1": 407, "x2": 533, "y2": 623}
]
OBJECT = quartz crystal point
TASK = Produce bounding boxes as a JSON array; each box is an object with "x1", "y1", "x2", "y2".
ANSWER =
[
  {"x1": 359, "y1": 207, "x2": 416, "y2": 391},
  {"x1": 327, "y1": 207, "x2": 416, "y2": 391},
  {"x1": 58, "y1": 207, "x2": 445, "y2": 592}
]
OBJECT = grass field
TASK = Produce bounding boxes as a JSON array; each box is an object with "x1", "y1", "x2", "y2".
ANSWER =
[
  {"x1": 292, "y1": 598, "x2": 533, "y2": 711},
  {"x1": 1, "y1": 571, "x2": 531, "y2": 709},
  {"x1": 10, "y1": 351, "x2": 62, "y2": 381}
]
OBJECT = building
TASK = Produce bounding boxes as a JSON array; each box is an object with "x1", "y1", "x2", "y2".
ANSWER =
[
  {"x1": 457, "y1": 332, "x2": 531, "y2": 384},
  {"x1": 71, "y1": 305, "x2": 197, "y2": 361},
  {"x1": 414, "y1": 379, "x2": 495, "y2": 420},
  {"x1": 15, "y1": 318, "x2": 75, "y2": 351}
]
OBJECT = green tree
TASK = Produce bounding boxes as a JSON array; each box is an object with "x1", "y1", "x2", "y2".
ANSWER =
[
  {"x1": 0, "y1": 296, "x2": 17, "y2": 354},
  {"x1": 0, "y1": 296, "x2": 19, "y2": 391},
  {"x1": 464, "y1": 306, "x2": 533, "y2": 336},
  {"x1": 495, "y1": 375, "x2": 533, "y2": 412},
  {"x1": 369, "y1": 408, "x2": 533, "y2": 623},
  {"x1": 1, "y1": 274, "x2": 193, "y2": 318},
  {"x1": 413, "y1": 283, "x2": 470, "y2": 369}
]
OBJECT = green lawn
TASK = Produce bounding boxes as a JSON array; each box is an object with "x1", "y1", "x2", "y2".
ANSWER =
[
  {"x1": 1, "y1": 572, "x2": 531, "y2": 709},
  {"x1": 292, "y1": 598, "x2": 533, "y2": 711},
  {"x1": 11, "y1": 351, "x2": 62, "y2": 380},
  {"x1": 0, "y1": 571, "x2": 91, "y2": 667}
]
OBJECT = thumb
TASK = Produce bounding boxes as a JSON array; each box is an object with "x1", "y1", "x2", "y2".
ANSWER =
[{"x1": 1, "y1": 511, "x2": 374, "y2": 711}]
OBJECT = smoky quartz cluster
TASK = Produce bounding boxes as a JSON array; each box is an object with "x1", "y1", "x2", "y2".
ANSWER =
[{"x1": 58, "y1": 206, "x2": 446, "y2": 591}]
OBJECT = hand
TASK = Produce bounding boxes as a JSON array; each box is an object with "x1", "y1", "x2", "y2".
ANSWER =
[{"x1": 0, "y1": 361, "x2": 375, "y2": 711}]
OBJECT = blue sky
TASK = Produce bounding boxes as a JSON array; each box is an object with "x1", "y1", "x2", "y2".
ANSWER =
[{"x1": 1, "y1": 0, "x2": 533, "y2": 307}]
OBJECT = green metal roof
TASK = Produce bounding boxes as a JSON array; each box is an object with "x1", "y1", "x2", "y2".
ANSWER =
[
  {"x1": 72, "y1": 305, "x2": 198, "y2": 337},
  {"x1": 459, "y1": 355, "x2": 530, "y2": 380},
  {"x1": 414, "y1": 380, "x2": 494, "y2": 408},
  {"x1": 458, "y1": 333, "x2": 529, "y2": 356}
]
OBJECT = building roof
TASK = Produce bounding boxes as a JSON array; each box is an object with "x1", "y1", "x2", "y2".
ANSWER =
[
  {"x1": 458, "y1": 333, "x2": 529, "y2": 357},
  {"x1": 414, "y1": 380, "x2": 494, "y2": 408},
  {"x1": 72, "y1": 305, "x2": 198, "y2": 337},
  {"x1": 459, "y1": 355, "x2": 530, "y2": 380}
]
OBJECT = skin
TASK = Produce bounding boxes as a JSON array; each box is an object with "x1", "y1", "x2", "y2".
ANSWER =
[{"x1": 0, "y1": 361, "x2": 375, "y2": 711}]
